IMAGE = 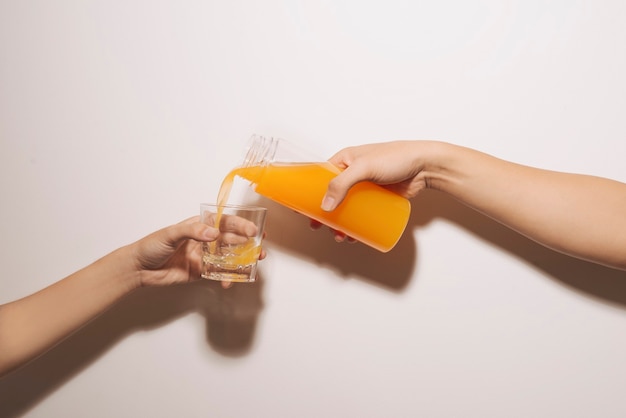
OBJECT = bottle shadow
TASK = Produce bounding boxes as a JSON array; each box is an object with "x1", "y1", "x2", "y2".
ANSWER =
[
  {"x1": 259, "y1": 198, "x2": 419, "y2": 292},
  {"x1": 0, "y1": 279, "x2": 263, "y2": 418}
]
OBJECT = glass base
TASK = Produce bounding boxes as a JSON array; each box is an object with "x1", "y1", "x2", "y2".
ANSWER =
[{"x1": 201, "y1": 262, "x2": 258, "y2": 283}]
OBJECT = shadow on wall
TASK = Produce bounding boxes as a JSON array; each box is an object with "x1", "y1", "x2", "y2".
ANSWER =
[
  {"x1": 0, "y1": 279, "x2": 263, "y2": 418},
  {"x1": 259, "y1": 198, "x2": 418, "y2": 292},
  {"x1": 260, "y1": 192, "x2": 626, "y2": 306},
  {"x1": 3, "y1": 190, "x2": 625, "y2": 417},
  {"x1": 410, "y1": 190, "x2": 626, "y2": 308},
  {"x1": 0, "y1": 198, "x2": 417, "y2": 417}
]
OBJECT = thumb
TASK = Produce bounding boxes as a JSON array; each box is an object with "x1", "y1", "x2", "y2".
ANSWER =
[
  {"x1": 321, "y1": 165, "x2": 366, "y2": 211},
  {"x1": 162, "y1": 220, "x2": 220, "y2": 248}
]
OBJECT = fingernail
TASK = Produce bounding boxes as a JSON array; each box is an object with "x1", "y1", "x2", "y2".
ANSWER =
[{"x1": 321, "y1": 195, "x2": 335, "y2": 211}]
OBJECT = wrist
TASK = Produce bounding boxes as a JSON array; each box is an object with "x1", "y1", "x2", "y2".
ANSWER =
[
  {"x1": 105, "y1": 244, "x2": 143, "y2": 292},
  {"x1": 415, "y1": 140, "x2": 459, "y2": 192}
]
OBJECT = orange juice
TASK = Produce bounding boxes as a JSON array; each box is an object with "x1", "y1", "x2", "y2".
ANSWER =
[{"x1": 222, "y1": 161, "x2": 410, "y2": 252}]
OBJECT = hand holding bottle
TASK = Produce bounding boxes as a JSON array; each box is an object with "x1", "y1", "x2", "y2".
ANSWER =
[
  {"x1": 318, "y1": 139, "x2": 626, "y2": 271},
  {"x1": 320, "y1": 140, "x2": 433, "y2": 212}
]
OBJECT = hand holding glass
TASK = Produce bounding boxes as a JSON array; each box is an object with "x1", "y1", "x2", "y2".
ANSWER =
[{"x1": 200, "y1": 204, "x2": 267, "y2": 283}]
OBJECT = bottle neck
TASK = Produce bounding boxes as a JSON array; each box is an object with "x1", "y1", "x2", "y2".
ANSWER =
[
  {"x1": 236, "y1": 135, "x2": 279, "y2": 185},
  {"x1": 243, "y1": 135, "x2": 278, "y2": 168}
]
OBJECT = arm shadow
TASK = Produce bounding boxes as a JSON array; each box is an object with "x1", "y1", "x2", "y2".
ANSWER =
[
  {"x1": 259, "y1": 189, "x2": 626, "y2": 306},
  {"x1": 0, "y1": 280, "x2": 263, "y2": 418},
  {"x1": 411, "y1": 190, "x2": 626, "y2": 308}
]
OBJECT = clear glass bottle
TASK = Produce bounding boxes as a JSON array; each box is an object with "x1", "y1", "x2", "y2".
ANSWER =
[{"x1": 228, "y1": 135, "x2": 411, "y2": 252}]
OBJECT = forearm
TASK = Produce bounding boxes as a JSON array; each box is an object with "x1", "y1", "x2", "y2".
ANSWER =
[
  {"x1": 425, "y1": 142, "x2": 626, "y2": 269},
  {"x1": 0, "y1": 245, "x2": 141, "y2": 376}
]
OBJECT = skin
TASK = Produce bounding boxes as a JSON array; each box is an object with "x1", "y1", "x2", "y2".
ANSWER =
[
  {"x1": 0, "y1": 216, "x2": 265, "y2": 377},
  {"x1": 319, "y1": 140, "x2": 626, "y2": 270}
]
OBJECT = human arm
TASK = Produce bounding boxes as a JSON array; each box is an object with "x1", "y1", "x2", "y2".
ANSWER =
[
  {"x1": 0, "y1": 216, "x2": 251, "y2": 377},
  {"x1": 321, "y1": 140, "x2": 626, "y2": 270}
]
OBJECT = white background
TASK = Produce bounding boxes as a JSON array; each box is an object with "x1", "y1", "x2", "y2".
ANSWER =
[{"x1": 2, "y1": 1, "x2": 626, "y2": 417}]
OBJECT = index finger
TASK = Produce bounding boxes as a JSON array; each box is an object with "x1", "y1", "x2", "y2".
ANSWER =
[{"x1": 219, "y1": 213, "x2": 259, "y2": 237}]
